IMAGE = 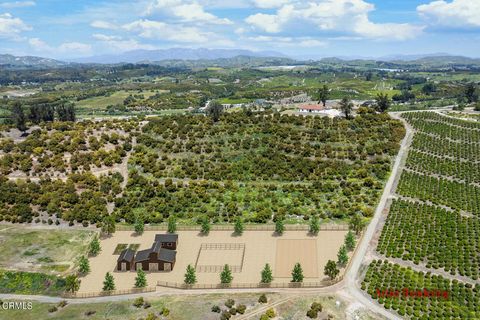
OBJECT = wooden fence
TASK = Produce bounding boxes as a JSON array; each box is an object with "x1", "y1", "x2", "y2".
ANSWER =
[
  {"x1": 116, "y1": 224, "x2": 348, "y2": 232},
  {"x1": 157, "y1": 277, "x2": 343, "y2": 290},
  {"x1": 62, "y1": 286, "x2": 156, "y2": 299}
]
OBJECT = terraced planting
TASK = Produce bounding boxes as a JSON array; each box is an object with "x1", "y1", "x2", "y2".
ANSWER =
[
  {"x1": 397, "y1": 171, "x2": 480, "y2": 215},
  {"x1": 362, "y1": 260, "x2": 480, "y2": 319},
  {"x1": 362, "y1": 111, "x2": 480, "y2": 318},
  {"x1": 377, "y1": 200, "x2": 480, "y2": 279},
  {"x1": 406, "y1": 150, "x2": 480, "y2": 184}
]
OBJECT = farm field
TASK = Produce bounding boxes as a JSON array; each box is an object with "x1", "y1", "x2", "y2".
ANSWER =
[
  {"x1": 79, "y1": 229, "x2": 349, "y2": 293},
  {"x1": 362, "y1": 110, "x2": 480, "y2": 318},
  {"x1": 117, "y1": 111, "x2": 404, "y2": 225},
  {"x1": 0, "y1": 225, "x2": 95, "y2": 274},
  {"x1": 362, "y1": 260, "x2": 480, "y2": 319}
]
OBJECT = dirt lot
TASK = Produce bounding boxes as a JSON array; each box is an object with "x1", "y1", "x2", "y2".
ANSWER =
[{"x1": 79, "y1": 230, "x2": 347, "y2": 293}]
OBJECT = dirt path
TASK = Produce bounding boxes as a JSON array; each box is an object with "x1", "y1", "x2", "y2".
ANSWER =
[{"x1": 341, "y1": 112, "x2": 414, "y2": 320}]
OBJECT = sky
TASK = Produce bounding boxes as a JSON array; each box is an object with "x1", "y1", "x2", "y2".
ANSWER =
[{"x1": 0, "y1": 0, "x2": 479, "y2": 59}]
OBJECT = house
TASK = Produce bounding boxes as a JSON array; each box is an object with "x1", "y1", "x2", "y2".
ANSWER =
[
  {"x1": 154, "y1": 234, "x2": 178, "y2": 250},
  {"x1": 134, "y1": 242, "x2": 177, "y2": 272},
  {"x1": 117, "y1": 249, "x2": 135, "y2": 272},
  {"x1": 298, "y1": 104, "x2": 325, "y2": 113}
]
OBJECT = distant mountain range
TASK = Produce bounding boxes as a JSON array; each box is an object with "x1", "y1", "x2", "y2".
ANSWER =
[
  {"x1": 0, "y1": 54, "x2": 67, "y2": 68},
  {"x1": 70, "y1": 48, "x2": 288, "y2": 64},
  {"x1": 1, "y1": 49, "x2": 480, "y2": 69}
]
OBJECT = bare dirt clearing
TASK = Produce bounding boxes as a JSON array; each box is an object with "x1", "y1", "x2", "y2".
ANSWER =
[{"x1": 80, "y1": 229, "x2": 347, "y2": 293}]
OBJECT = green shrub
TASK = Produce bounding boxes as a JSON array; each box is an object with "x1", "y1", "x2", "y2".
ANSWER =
[{"x1": 225, "y1": 299, "x2": 235, "y2": 308}]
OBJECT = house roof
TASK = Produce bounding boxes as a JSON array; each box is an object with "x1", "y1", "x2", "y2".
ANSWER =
[
  {"x1": 118, "y1": 249, "x2": 135, "y2": 262},
  {"x1": 299, "y1": 104, "x2": 324, "y2": 111},
  {"x1": 159, "y1": 248, "x2": 177, "y2": 263},
  {"x1": 134, "y1": 249, "x2": 151, "y2": 263},
  {"x1": 155, "y1": 234, "x2": 178, "y2": 243},
  {"x1": 151, "y1": 241, "x2": 162, "y2": 254}
]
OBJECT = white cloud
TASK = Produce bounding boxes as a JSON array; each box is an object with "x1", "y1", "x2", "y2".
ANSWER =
[
  {"x1": 145, "y1": 0, "x2": 232, "y2": 25},
  {"x1": 417, "y1": 0, "x2": 480, "y2": 27},
  {"x1": 58, "y1": 42, "x2": 92, "y2": 55},
  {"x1": 0, "y1": 13, "x2": 31, "y2": 39},
  {"x1": 29, "y1": 38, "x2": 92, "y2": 56},
  {"x1": 90, "y1": 20, "x2": 118, "y2": 30},
  {"x1": 92, "y1": 33, "x2": 122, "y2": 41},
  {"x1": 92, "y1": 33, "x2": 156, "y2": 51},
  {"x1": 28, "y1": 37, "x2": 51, "y2": 51},
  {"x1": 248, "y1": 35, "x2": 327, "y2": 47},
  {"x1": 245, "y1": 0, "x2": 423, "y2": 40},
  {"x1": 123, "y1": 19, "x2": 210, "y2": 43},
  {"x1": 0, "y1": 1, "x2": 35, "y2": 8},
  {"x1": 252, "y1": 0, "x2": 290, "y2": 9}
]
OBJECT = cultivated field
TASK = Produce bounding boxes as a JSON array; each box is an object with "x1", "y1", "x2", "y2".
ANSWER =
[{"x1": 79, "y1": 229, "x2": 348, "y2": 293}]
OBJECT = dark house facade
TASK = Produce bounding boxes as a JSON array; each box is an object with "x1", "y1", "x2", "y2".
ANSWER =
[
  {"x1": 117, "y1": 234, "x2": 178, "y2": 272},
  {"x1": 117, "y1": 248, "x2": 135, "y2": 271},
  {"x1": 154, "y1": 234, "x2": 178, "y2": 250}
]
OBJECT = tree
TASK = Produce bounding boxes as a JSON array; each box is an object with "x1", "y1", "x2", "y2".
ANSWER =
[
  {"x1": 375, "y1": 93, "x2": 391, "y2": 112},
  {"x1": 167, "y1": 215, "x2": 177, "y2": 233},
  {"x1": 261, "y1": 263, "x2": 273, "y2": 284},
  {"x1": 134, "y1": 216, "x2": 144, "y2": 235},
  {"x1": 135, "y1": 268, "x2": 147, "y2": 288},
  {"x1": 11, "y1": 102, "x2": 27, "y2": 132},
  {"x1": 200, "y1": 217, "x2": 210, "y2": 235},
  {"x1": 78, "y1": 256, "x2": 90, "y2": 274},
  {"x1": 324, "y1": 260, "x2": 339, "y2": 280},
  {"x1": 102, "y1": 215, "x2": 116, "y2": 235},
  {"x1": 349, "y1": 213, "x2": 365, "y2": 235},
  {"x1": 345, "y1": 231, "x2": 356, "y2": 251},
  {"x1": 465, "y1": 83, "x2": 478, "y2": 103},
  {"x1": 89, "y1": 236, "x2": 101, "y2": 256},
  {"x1": 234, "y1": 217, "x2": 244, "y2": 235},
  {"x1": 309, "y1": 215, "x2": 320, "y2": 235},
  {"x1": 207, "y1": 100, "x2": 224, "y2": 122},
  {"x1": 422, "y1": 83, "x2": 437, "y2": 95},
  {"x1": 184, "y1": 264, "x2": 197, "y2": 285},
  {"x1": 56, "y1": 103, "x2": 76, "y2": 122},
  {"x1": 339, "y1": 97, "x2": 354, "y2": 119},
  {"x1": 29, "y1": 105, "x2": 41, "y2": 124},
  {"x1": 275, "y1": 218, "x2": 285, "y2": 235},
  {"x1": 316, "y1": 85, "x2": 329, "y2": 107},
  {"x1": 337, "y1": 245, "x2": 349, "y2": 266},
  {"x1": 291, "y1": 262, "x2": 304, "y2": 283},
  {"x1": 103, "y1": 272, "x2": 115, "y2": 291},
  {"x1": 65, "y1": 274, "x2": 80, "y2": 293},
  {"x1": 220, "y1": 264, "x2": 233, "y2": 284}
]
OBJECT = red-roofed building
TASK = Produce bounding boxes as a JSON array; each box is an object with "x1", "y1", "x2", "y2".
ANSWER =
[{"x1": 298, "y1": 104, "x2": 325, "y2": 113}]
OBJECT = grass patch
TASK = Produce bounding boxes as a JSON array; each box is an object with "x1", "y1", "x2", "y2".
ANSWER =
[
  {"x1": 0, "y1": 226, "x2": 95, "y2": 275},
  {"x1": 0, "y1": 269, "x2": 66, "y2": 296},
  {"x1": 113, "y1": 244, "x2": 128, "y2": 255},
  {"x1": 128, "y1": 244, "x2": 140, "y2": 251}
]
